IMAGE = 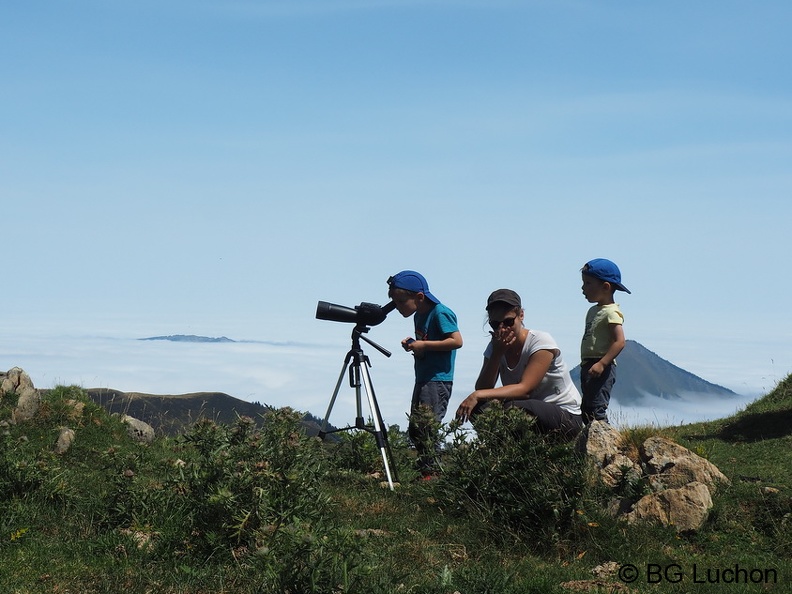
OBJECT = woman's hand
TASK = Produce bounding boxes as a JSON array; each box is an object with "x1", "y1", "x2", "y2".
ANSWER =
[
  {"x1": 490, "y1": 327, "x2": 517, "y2": 352},
  {"x1": 456, "y1": 393, "x2": 479, "y2": 423}
]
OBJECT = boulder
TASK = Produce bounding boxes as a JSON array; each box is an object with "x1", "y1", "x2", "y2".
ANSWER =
[
  {"x1": 576, "y1": 423, "x2": 730, "y2": 533},
  {"x1": 625, "y1": 481, "x2": 713, "y2": 532},
  {"x1": 3, "y1": 367, "x2": 42, "y2": 423},
  {"x1": 641, "y1": 436, "x2": 730, "y2": 494},
  {"x1": 121, "y1": 414, "x2": 155, "y2": 443}
]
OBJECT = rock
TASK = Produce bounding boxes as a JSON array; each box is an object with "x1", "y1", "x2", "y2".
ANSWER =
[
  {"x1": 121, "y1": 415, "x2": 155, "y2": 443},
  {"x1": 54, "y1": 427, "x2": 75, "y2": 454},
  {"x1": 576, "y1": 422, "x2": 730, "y2": 533},
  {"x1": 65, "y1": 399, "x2": 86, "y2": 421},
  {"x1": 575, "y1": 420, "x2": 622, "y2": 468},
  {"x1": 625, "y1": 481, "x2": 713, "y2": 532},
  {"x1": 601, "y1": 453, "x2": 643, "y2": 488},
  {"x1": 4, "y1": 367, "x2": 41, "y2": 423},
  {"x1": 641, "y1": 436, "x2": 730, "y2": 494},
  {"x1": 13, "y1": 386, "x2": 40, "y2": 423},
  {"x1": 591, "y1": 561, "x2": 620, "y2": 579}
]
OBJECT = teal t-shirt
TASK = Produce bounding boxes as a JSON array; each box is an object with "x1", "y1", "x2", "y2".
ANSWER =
[{"x1": 413, "y1": 303, "x2": 459, "y2": 383}]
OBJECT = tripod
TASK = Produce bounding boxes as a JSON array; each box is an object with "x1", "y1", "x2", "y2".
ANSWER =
[{"x1": 318, "y1": 324, "x2": 399, "y2": 490}]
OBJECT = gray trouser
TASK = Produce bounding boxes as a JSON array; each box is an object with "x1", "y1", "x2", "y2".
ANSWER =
[{"x1": 409, "y1": 381, "x2": 452, "y2": 474}]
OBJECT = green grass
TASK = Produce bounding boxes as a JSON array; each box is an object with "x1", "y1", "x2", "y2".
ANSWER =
[{"x1": 1, "y1": 377, "x2": 791, "y2": 593}]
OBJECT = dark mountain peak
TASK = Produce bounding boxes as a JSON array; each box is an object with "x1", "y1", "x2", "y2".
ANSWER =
[{"x1": 571, "y1": 339, "x2": 738, "y2": 404}]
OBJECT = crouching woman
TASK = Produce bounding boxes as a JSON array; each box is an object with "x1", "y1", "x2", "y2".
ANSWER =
[{"x1": 456, "y1": 289, "x2": 584, "y2": 439}]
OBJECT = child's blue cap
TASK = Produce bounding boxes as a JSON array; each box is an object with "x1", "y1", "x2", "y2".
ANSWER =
[
  {"x1": 387, "y1": 270, "x2": 440, "y2": 303},
  {"x1": 582, "y1": 258, "x2": 631, "y2": 294}
]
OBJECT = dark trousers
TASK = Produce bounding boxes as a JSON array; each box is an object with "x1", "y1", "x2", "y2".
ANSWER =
[
  {"x1": 471, "y1": 398, "x2": 584, "y2": 440},
  {"x1": 580, "y1": 360, "x2": 616, "y2": 423}
]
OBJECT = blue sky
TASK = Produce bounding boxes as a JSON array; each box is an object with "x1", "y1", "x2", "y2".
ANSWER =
[{"x1": 3, "y1": 1, "x2": 791, "y2": 426}]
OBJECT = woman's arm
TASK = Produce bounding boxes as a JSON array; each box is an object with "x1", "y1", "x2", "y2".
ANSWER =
[
  {"x1": 456, "y1": 349, "x2": 555, "y2": 422},
  {"x1": 474, "y1": 355, "x2": 500, "y2": 390}
]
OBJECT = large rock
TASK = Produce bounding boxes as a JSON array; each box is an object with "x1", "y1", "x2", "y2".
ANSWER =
[
  {"x1": 1, "y1": 367, "x2": 31, "y2": 393},
  {"x1": 3, "y1": 367, "x2": 41, "y2": 423},
  {"x1": 576, "y1": 423, "x2": 730, "y2": 533},
  {"x1": 625, "y1": 481, "x2": 713, "y2": 532},
  {"x1": 641, "y1": 436, "x2": 730, "y2": 494},
  {"x1": 576, "y1": 420, "x2": 621, "y2": 468}
]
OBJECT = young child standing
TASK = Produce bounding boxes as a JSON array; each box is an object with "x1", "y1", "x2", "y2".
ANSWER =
[
  {"x1": 580, "y1": 258, "x2": 630, "y2": 424},
  {"x1": 387, "y1": 270, "x2": 463, "y2": 479}
]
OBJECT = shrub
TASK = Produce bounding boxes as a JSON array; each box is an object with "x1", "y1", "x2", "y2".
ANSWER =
[
  {"x1": 439, "y1": 403, "x2": 587, "y2": 549},
  {"x1": 326, "y1": 421, "x2": 413, "y2": 481},
  {"x1": 147, "y1": 408, "x2": 374, "y2": 591},
  {"x1": 166, "y1": 410, "x2": 329, "y2": 553}
]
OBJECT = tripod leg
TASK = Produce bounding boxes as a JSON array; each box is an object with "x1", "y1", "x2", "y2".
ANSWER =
[
  {"x1": 359, "y1": 361, "x2": 398, "y2": 490},
  {"x1": 367, "y1": 381, "x2": 400, "y2": 484},
  {"x1": 318, "y1": 352, "x2": 352, "y2": 439}
]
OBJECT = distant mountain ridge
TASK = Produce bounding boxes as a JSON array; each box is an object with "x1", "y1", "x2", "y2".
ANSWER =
[
  {"x1": 570, "y1": 339, "x2": 737, "y2": 403},
  {"x1": 84, "y1": 388, "x2": 333, "y2": 437},
  {"x1": 140, "y1": 335, "x2": 235, "y2": 343}
]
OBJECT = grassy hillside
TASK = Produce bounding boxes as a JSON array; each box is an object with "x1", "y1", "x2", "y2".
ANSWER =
[{"x1": 1, "y1": 375, "x2": 790, "y2": 593}]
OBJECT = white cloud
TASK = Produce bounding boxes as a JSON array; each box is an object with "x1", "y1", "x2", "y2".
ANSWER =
[{"x1": 3, "y1": 333, "x2": 778, "y2": 432}]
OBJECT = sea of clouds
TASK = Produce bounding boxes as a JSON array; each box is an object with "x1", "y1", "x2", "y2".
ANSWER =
[{"x1": 2, "y1": 332, "x2": 783, "y2": 431}]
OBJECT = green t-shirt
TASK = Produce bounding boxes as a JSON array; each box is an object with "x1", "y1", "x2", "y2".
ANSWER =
[{"x1": 581, "y1": 303, "x2": 624, "y2": 361}]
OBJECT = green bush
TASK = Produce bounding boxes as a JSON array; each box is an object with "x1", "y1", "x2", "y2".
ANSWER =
[
  {"x1": 439, "y1": 403, "x2": 587, "y2": 549},
  {"x1": 149, "y1": 408, "x2": 373, "y2": 591},
  {"x1": 326, "y1": 421, "x2": 414, "y2": 481},
  {"x1": 162, "y1": 410, "x2": 329, "y2": 553}
]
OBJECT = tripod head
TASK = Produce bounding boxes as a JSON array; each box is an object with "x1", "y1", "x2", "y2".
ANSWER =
[{"x1": 351, "y1": 323, "x2": 392, "y2": 358}]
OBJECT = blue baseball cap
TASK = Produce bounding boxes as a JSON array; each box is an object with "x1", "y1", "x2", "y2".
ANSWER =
[
  {"x1": 387, "y1": 270, "x2": 440, "y2": 303},
  {"x1": 582, "y1": 258, "x2": 631, "y2": 294}
]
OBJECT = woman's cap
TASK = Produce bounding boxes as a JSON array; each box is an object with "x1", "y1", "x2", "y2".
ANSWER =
[
  {"x1": 582, "y1": 258, "x2": 631, "y2": 293},
  {"x1": 387, "y1": 270, "x2": 440, "y2": 303},
  {"x1": 486, "y1": 288, "x2": 521, "y2": 310}
]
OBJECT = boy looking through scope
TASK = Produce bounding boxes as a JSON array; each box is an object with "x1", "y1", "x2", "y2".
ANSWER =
[{"x1": 387, "y1": 271, "x2": 463, "y2": 481}]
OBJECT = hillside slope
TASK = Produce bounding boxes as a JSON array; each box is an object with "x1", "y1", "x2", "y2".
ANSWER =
[{"x1": 83, "y1": 387, "x2": 331, "y2": 436}]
